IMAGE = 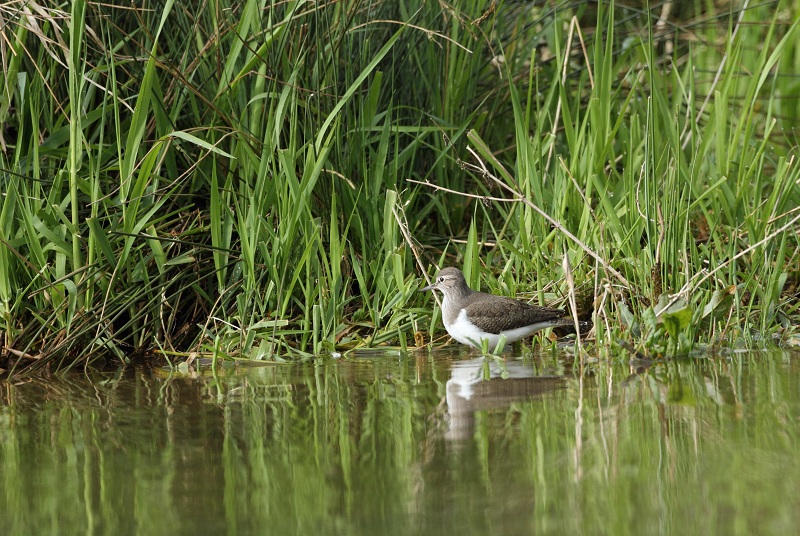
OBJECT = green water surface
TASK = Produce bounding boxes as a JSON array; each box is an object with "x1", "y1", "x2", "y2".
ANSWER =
[{"x1": 1, "y1": 349, "x2": 798, "y2": 535}]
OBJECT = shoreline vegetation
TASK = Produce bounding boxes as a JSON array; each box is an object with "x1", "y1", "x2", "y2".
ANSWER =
[{"x1": 0, "y1": 1, "x2": 798, "y2": 375}]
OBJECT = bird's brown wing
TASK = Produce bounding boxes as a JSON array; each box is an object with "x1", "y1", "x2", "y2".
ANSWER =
[{"x1": 464, "y1": 294, "x2": 567, "y2": 334}]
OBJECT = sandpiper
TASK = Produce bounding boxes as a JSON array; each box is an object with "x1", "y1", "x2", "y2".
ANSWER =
[{"x1": 420, "y1": 267, "x2": 577, "y2": 352}]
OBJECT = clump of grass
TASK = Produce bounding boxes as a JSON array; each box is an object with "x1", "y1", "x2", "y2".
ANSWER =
[
  {"x1": 0, "y1": 0, "x2": 798, "y2": 375},
  {"x1": 412, "y1": 1, "x2": 800, "y2": 357}
]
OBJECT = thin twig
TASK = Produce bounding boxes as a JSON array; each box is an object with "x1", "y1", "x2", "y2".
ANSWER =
[
  {"x1": 656, "y1": 204, "x2": 800, "y2": 316},
  {"x1": 412, "y1": 154, "x2": 631, "y2": 287},
  {"x1": 408, "y1": 178, "x2": 521, "y2": 203},
  {"x1": 350, "y1": 19, "x2": 473, "y2": 53},
  {"x1": 573, "y1": 16, "x2": 594, "y2": 89},
  {"x1": 545, "y1": 18, "x2": 573, "y2": 176},
  {"x1": 562, "y1": 247, "x2": 582, "y2": 354},
  {"x1": 391, "y1": 196, "x2": 440, "y2": 306},
  {"x1": 6, "y1": 348, "x2": 42, "y2": 360},
  {"x1": 544, "y1": 17, "x2": 594, "y2": 174},
  {"x1": 477, "y1": 163, "x2": 631, "y2": 288}
]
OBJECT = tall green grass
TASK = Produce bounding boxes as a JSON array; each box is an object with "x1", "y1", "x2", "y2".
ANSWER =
[{"x1": 0, "y1": 0, "x2": 798, "y2": 375}]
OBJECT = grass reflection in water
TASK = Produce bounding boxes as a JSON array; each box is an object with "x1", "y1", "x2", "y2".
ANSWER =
[{"x1": 0, "y1": 349, "x2": 798, "y2": 535}]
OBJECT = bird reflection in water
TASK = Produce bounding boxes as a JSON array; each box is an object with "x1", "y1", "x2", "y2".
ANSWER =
[{"x1": 445, "y1": 357, "x2": 565, "y2": 441}]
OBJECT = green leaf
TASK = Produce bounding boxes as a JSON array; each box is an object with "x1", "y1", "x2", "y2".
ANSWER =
[
  {"x1": 168, "y1": 130, "x2": 236, "y2": 160},
  {"x1": 463, "y1": 220, "x2": 479, "y2": 288},
  {"x1": 315, "y1": 27, "x2": 404, "y2": 152},
  {"x1": 657, "y1": 295, "x2": 692, "y2": 339},
  {"x1": 702, "y1": 285, "x2": 736, "y2": 320},
  {"x1": 87, "y1": 218, "x2": 117, "y2": 270}
]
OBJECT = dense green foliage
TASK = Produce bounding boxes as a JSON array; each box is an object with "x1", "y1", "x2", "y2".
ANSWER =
[{"x1": 1, "y1": 0, "x2": 799, "y2": 374}]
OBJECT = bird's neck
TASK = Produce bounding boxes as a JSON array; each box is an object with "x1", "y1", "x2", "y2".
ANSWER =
[
  {"x1": 441, "y1": 286, "x2": 473, "y2": 324},
  {"x1": 443, "y1": 285, "x2": 472, "y2": 305}
]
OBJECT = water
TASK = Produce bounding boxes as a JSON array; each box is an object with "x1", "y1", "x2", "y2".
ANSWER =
[{"x1": 1, "y1": 349, "x2": 798, "y2": 535}]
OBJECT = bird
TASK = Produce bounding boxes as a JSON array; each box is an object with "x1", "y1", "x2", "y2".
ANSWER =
[{"x1": 420, "y1": 267, "x2": 579, "y2": 352}]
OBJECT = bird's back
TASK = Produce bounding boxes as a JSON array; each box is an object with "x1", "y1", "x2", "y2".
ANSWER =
[{"x1": 463, "y1": 291, "x2": 567, "y2": 335}]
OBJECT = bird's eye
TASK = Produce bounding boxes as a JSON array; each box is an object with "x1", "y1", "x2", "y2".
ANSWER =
[{"x1": 438, "y1": 276, "x2": 445, "y2": 283}]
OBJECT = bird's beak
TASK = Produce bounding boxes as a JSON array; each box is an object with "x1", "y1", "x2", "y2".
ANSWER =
[{"x1": 419, "y1": 281, "x2": 437, "y2": 292}]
